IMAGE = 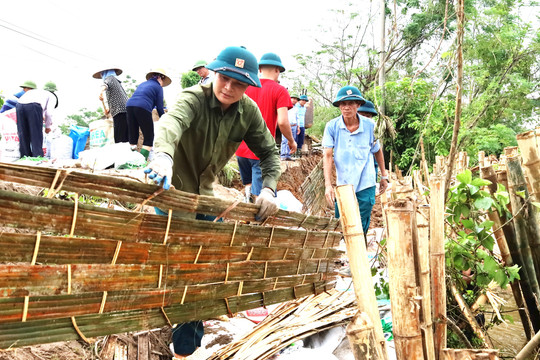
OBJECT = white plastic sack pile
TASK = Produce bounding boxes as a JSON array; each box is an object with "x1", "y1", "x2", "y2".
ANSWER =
[
  {"x1": 49, "y1": 133, "x2": 73, "y2": 160},
  {"x1": 0, "y1": 109, "x2": 20, "y2": 162},
  {"x1": 79, "y1": 142, "x2": 145, "y2": 171}
]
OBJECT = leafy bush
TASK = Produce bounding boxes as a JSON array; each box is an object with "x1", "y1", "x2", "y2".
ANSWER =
[
  {"x1": 446, "y1": 169, "x2": 520, "y2": 289},
  {"x1": 181, "y1": 71, "x2": 201, "y2": 89}
]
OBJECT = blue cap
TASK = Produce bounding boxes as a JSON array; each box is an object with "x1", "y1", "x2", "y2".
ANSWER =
[
  {"x1": 357, "y1": 100, "x2": 378, "y2": 116},
  {"x1": 259, "y1": 52, "x2": 285, "y2": 72},
  {"x1": 332, "y1": 86, "x2": 366, "y2": 107},
  {"x1": 299, "y1": 95, "x2": 309, "y2": 101},
  {"x1": 207, "y1": 46, "x2": 261, "y2": 87}
]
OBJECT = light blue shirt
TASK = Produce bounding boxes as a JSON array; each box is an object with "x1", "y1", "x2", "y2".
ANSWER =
[
  {"x1": 297, "y1": 104, "x2": 307, "y2": 127},
  {"x1": 322, "y1": 114, "x2": 380, "y2": 193}
]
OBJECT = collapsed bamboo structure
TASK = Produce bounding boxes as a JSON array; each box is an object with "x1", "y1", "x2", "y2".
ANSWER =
[{"x1": 0, "y1": 162, "x2": 343, "y2": 349}]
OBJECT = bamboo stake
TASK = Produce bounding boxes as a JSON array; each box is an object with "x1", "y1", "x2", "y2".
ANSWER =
[
  {"x1": 449, "y1": 281, "x2": 493, "y2": 349},
  {"x1": 335, "y1": 185, "x2": 388, "y2": 360},
  {"x1": 506, "y1": 156, "x2": 540, "y2": 305},
  {"x1": 430, "y1": 175, "x2": 447, "y2": 360},
  {"x1": 480, "y1": 165, "x2": 535, "y2": 339},
  {"x1": 416, "y1": 204, "x2": 436, "y2": 360},
  {"x1": 386, "y1": 198, "x2": 425, "y2": 360}
]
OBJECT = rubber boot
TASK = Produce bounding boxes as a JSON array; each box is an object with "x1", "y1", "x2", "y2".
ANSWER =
[{"x1": 140, "y1": 148, "x2": 150, "y2": 160}]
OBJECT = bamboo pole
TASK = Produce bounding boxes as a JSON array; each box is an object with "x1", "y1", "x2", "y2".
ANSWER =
[
  {"x1": 335, "y1": 185, "x2": 388, "y2": 360},
  {"x1": 515, "y1": 329, "x2": 540, "y2": 360},
  {"x1": 506, "y1": 156, "x2": 540, "y2": 307},
  {"x1": 416, "y1": 204, "x2": 436, "y2": 360},
  {"x1": 480, "y1": 165, "x2": 535, "y2": 339},
  {"x1": 450, "y1": 281, "x2": 493, "y2": 349},
  {"x1": 386, "y1": 198, "x2": 425, "y2": 360},
  {"x1": 430, "y1": 175, "x2": 446, "y2": 360}
]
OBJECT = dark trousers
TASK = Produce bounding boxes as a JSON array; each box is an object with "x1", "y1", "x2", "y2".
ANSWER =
[
  {"x1": 155, "y1": 209, "x2": 218, "y2": 355},
  {"x1": 297, "y1": 127, "x2": 305, "y2": 151},
  {"x1": 16, "y1": 103, "x2": 44, "y2": 157},
  {"x1": 113, "y1": 112, "x2": 129, "y2": 143},
  {"x1": 334, "y1": 186, "x2": 376, "y2": 234},
  {"x1": 127, "y1": 106, "x2": 154, "y2": 147}
]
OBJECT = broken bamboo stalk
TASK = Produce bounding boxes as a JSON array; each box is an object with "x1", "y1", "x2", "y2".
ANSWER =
[
  {"x1": 441, "y1": 348, "x2": 500, "y2": 360},
  {"x1": 449, "y1": 281, "x2": 493, "y2": 349},
  {"x1": 386, "y1": 198, "x2": 425, "y2": 360},
  {"x1": 335, "y1": 185, "x2": 388, "y2": 360},
  {"x1": 430, "y1": 174, "x2": 447, "y2": 359},
  {"x1": 347, "y1": 312, "x2": 385, "y2": 360}
]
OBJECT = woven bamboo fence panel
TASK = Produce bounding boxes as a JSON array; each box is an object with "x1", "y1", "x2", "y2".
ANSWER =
[
  {"x1": 300, "y1": 159, "x2": 328, "y2": 216},
  {"x1": 0, "y1": 162, "x2": 342, "y2": 349}
]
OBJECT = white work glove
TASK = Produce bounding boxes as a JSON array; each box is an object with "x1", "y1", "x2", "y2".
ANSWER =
[
  {"x1": 144, "y1": 152, "x2": 173, "y2": 190},
  {"x1": 255, "y1": 187, "x2": 279, "y2": 221}
]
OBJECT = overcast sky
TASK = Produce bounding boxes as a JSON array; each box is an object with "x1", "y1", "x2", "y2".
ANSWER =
[{"x1": 0, "y1": 0, "x2": 350, "y2": 123}]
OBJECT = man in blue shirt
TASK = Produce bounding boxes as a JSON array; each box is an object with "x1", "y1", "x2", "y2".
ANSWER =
[
  {"x1": 323, "y1": 86, "x2": 388, "y2": 234},
  {"x1": 295, "y1": 94, "x2": 308, "y2": 157}
]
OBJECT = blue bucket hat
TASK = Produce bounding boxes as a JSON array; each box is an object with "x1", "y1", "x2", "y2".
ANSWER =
[
  {"x1": 299, "y1": 95, "x2": 309, "y2": 101},
  {"x1": 332, "y1": 85, "x2": 366, "y2": 107},
  {"x1": 207, "y1": 46, "x2": 261, "y2": 87},
  {"x1": 259, "y1": 52, "x2": 285, "y2": 72},
  {"x1": 357, "y1": 100, "x2": 378, "y2": 116}
]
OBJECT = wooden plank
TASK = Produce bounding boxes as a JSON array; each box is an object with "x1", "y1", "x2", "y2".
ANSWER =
[{"x1": 138, "y1": 333, "x2": 149, "y2": 360}]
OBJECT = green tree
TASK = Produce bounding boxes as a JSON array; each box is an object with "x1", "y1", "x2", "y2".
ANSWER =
[
  {"x1": 123, "y1": 75, "x2": 138, "y2": 97},
  {"x1": 181, "y1": 71, "x2": 200, "y2": 89},
  {"x1": 59, "y1": 108, "x2": 103, "y2": 135}
]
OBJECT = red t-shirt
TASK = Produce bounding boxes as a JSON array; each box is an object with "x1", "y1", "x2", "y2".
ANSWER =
[{"x1": 235, "y1": 78, "x2": 292, "y2": 159}]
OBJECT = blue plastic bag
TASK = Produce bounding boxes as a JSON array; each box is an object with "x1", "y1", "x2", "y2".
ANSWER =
[{"x1": 69, "y1": 125, "x2": 90, "y2": 159}]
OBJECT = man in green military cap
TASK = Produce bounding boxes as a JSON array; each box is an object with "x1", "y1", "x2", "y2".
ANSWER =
[
  {"x1": 191, "y1": 60, "x2": 214, "y2": 85},
  {"x1": 145, "y1": 46, "x2": 281, "y2": 359}
]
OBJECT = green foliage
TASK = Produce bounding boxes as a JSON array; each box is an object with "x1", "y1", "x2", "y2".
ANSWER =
[
  {"x1": 306, "y1": 106, "x2": 341, "y2": 139},
  {"x1": 123, "y1": 75, "x2": 138, "y2": 98},
  {"x1": 446, "y1": 169, "x2": 520, "y2": 290},
  {"x1": 59, "y1": 108, "x2": 103, "y2": 135},
  {"x1": 372, "y1": 78, "x2": 454, "y2": 170},
  {"x1": 181, "y1": 71, "x2": 201, "y2": 89},
  {"x1": 463, "y1": 124, "x2": 518, "y2": 164}
]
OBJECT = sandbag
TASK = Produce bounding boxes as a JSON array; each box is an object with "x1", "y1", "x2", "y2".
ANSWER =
[
  {"x1": 50, "y1": 134, "x2": 73, "y2": 160},
  {"x1": 89, "y1": 119, "x2": 114, "y2": 148},
  {"x1": 0, "y1": 109, "x2": 20, "y2": 162}
]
